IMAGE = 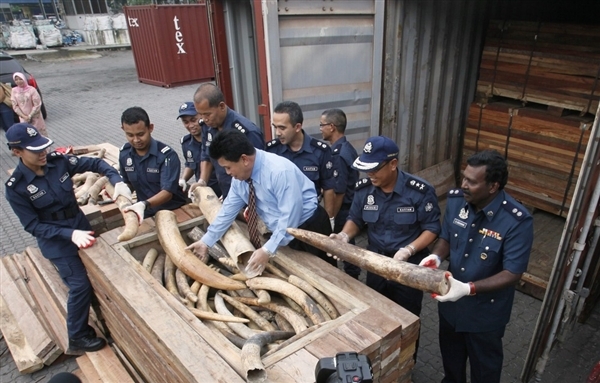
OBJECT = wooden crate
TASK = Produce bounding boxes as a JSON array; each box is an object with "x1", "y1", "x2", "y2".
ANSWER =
[{"x1": 79, "y1": 207, "x2": 418, "y2": 382}]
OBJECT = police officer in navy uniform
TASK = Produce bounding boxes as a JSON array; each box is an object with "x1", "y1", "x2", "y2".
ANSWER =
[
  {"x1": 118, "y1": 107, "x2": 187, "y2": 224},
  {"x1": 190, "y1": 83, "x2": 264, "y2": 198},
  {"x1": 419, "y1": 150, "x2": 533, "y2": 383},
  {"x1": 331, "y1": 136, "x2": 441, "y2": 317},
  {"x1": 319, "y1": 108, "x2": 361, "y2": 278},
  {"x1": 267, "y1": 101, "x2": 337, "y2": 222},
  {"x1": 176, "y1": 102, "x2": 221, "y2": 197},
  {"x1": 5, "y1": 123, "x2": 133, "y2": 353}
]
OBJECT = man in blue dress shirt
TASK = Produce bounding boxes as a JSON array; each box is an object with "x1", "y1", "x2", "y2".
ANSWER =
[
  {"x1": 319, "y1": 108, "x2": 360, "y2": 279},
  {"x1": 191, "y1": 83, "x2": 264, "y2": 198},
  {"x1": 186, "y1": 129, "x2": 335, "y2": 277},
  {"x1": 266, "y1": 101, "x2": 337, "y2": 222},
  {"x1": 5, "y1": 123, "x2": 132, "y2": 353},
  {"x1": 331, "y1": 136, "x2": 441, "y2": 316},
  {"x1": 419, "y1": 150, "x2": 533, "y2": 383},
  {"x1": 118, "y1": 107, "x2": 187, "y2": 224},
  {"x1": 176, "y1": 102, "x2": 221, "y2": 197}
]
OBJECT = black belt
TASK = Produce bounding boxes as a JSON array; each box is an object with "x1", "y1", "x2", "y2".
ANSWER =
[{"x1": 39, "y1": 205, "x2": 80, "y2": 221}]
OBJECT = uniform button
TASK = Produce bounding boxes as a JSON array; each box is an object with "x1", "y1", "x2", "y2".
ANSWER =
[
  {"x1": 460, "y1": 267, "x2": 465, "y2": 272},
  {"x1": 454, "y1": 233, "x2": 458, "y2": 237},
  {"x1": 469, "y1": 238, "x2": 473, "y2": 242},
  {"x1": 490, "y1": 299, "x2": 495, "y2": 303},
  {"x1": 485, "y1": 246, "x2": 489, "y2": 251},
  {"x1": 464, "y1": 254, "x2": 469, "y2": 257},
  {"x1": 471, "y1": 223, "x2": 476, "y2": 227}
]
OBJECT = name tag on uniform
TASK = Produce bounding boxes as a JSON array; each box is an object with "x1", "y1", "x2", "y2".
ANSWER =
[
  {"x1": 30, "y1": 190, "x2": 46, "y2": 201},
  {"x1": 147, "y1": 168, "x2": 159, "y2": 173},
  {"x1": 363, "y1": 205, "x2": 378, "y2": 211},
  {"x1": 125, "y1": 166, "x2": 134, "y2": 172},
  {"x1": 453, "y1": 218, "x2": 467, "y2": 228},
  {"x1": 60, "y1": 173, "x2": 69, "y2": 183},
  {"x1": 397, "y1": 207, "x2": 414, "y2": 213},
  {"x1": 303, "y1": 166, "x2": 318, "y2": 172}
]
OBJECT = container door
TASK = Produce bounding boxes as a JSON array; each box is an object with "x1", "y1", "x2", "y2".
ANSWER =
[
  {"x1": 261, "y1": 0, "x2": 384, "y2": 147},
  {"x1": 522, "y1": 107, "x2": 600, "y2": 382}
]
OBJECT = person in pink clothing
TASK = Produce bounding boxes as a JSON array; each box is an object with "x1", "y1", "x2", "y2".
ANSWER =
[{"x1": 10, "y1": 72, "x2": 47, "y2": 137}]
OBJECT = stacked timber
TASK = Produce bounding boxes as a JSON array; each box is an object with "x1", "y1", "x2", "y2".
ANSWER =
[
  {"x1": 477, "y1": 20, "x2": 600, "y2": 114},
  {"x1": 464, "y1": 101, "x2": 592, "y2": 217},
  {"x1": 0, "y1": 248, "x2": 134, "y2": 381},
  {"x1": 77, "y1": 205, "x2": 418, "y2": 383}
]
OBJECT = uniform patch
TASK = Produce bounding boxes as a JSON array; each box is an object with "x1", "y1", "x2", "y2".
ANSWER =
[
  {"x1": 363, "y1": 205, "x2": 378, "y2": 211},
  {"x1": 363, "y1": 142, "x2": 373, "y2": 153},
  {"x1": 397, "y1": 207, "x2": 414, "y2": 213},
  {"x1": 406, "y1": 178, "x2": 427, "y2": 193},
  {"x1": 208, "y1": 132, "x2": 213, "y2": 142},
  {"x1": 186, "y1": 150, "x2": 193, "y2": 160},
  {"x1": 27, "y1": 184, "x2": 39, "y2": 194},
  {"x1": 30, "y1": 190, "x2": 46, "y2": 200},
  {"x1": 126, "y1": 158, "x2": 133, "y2": 166},
  {"x1": 147, "y1": 168, "x2": 159, "y2": 173},
  {"x1": 60, "y1": 173, "x2": 69, "y2": 183},
  {"x1": 453, "y1": 218, "x2": 467, "y2": 228},
  {"x1": 125, "y1": 166, "x2": 135, "y2": 172},
  {"x1": 425, "y1": 202, "x2": 433, "y2": 212},
  {"x1": 459, "y1": 208, "x2": 469, "y2": 219},
  {"x1": 160, "y1": 146, "x2": 171, "y2": 154},
  {"x1": 333, "y1": 170, "x2": 338, "y2": 177},
  {"x1": 501, "y1": 200, "x2": 527, "y2": 221},
  {"x1": 367, "y1": 195, "x2": 375, "y2": 205},
  {"x1": 303, "y1": 166, "x2": 318, "y2": 172},
  {"x1": 326, "y1": 161, "x2": 332, "y2": 169},
  {"x1": 69, "y1": 156, "x2": 78, "y2": 165},
  {"x1": 479, "y1": 228, "x2": 502, "y2": 241},
  {"x1": 355, "y1": 178, "x2": 371, "y2": 190}
]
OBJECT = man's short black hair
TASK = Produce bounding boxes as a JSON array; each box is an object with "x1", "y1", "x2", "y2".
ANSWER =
[
  {"x1": 466, "y1": 149, "x2": 508, "y2": 190},
  {"x1": 121, "y1": 106, "x2": 150, "y2": 127},
  {"x1": 209, "y1": 129, "x2": 256, "y2": 162},
  {"x1": 194, "y1": 83, "x2": 225, "y2": 108},
  {"x1": 274, "y1": 101, "x2": 303, "y2": 126},
  {"x1": 322, "y1": 108, "x2": 347, "y2": 133}
]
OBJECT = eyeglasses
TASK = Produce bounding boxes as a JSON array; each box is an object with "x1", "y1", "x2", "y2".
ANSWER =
[
  {"x1": 319, "y1": 123, "x2": 333, "y2": 127},
  {"x1": 367, "y1": 160, "x2": 391, "y2": 174}
]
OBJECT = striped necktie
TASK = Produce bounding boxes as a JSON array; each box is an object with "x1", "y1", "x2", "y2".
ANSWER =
[{"x1": 246, "y1": 179, "x2": 261, "y2": 249}]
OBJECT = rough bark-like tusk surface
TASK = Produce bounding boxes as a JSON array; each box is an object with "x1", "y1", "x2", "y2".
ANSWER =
[
  {"x1": 288, "y1": 275, "x2": 339, "y2": 319},
  {"x1": 287, "y1": 228, "x2": 451, "y2": 295},
  {"x1": 242, "y1": 331, "x2": 294, "y2": 383},
  {"x1": 218, "y1": 293, "x2": 276, "y2": 331},
  {"x1": 105, "y1": 182, "x2": 139, "y2": 241},
  {"x1": 234, "y1": 297, "x2": 309, "y2": 335},
  {"x1": 214, "y1": 292, "x2": 261, "y2": 339}
]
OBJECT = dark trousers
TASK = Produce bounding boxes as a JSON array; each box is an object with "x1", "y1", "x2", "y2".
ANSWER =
[
  {"x1": 0, "y1": 103, "x2": 14, "y2": 131},
  {"x1": 289, "y1": 204, "x2": 336, "y2": 267},
  {"x1": 52, "y1": 256, "x2": 93, "y2": 339},
  {"x1": 335, "y1": 207, "x2": 360, "y2": 278},
  {"x1": 439, "y1": 314, "x2": 505, "y2": 383}
]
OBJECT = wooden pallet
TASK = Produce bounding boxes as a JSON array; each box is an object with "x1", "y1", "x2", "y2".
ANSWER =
[{"x1": 77, "y1": 206, "x2": 418, "y2": 383}]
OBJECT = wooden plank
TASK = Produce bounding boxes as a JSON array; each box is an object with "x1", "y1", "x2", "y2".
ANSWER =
[
  {"x1": 0, "y1": 258, "x2": 55, "y2": 360},
  {"x1": 77, "y1": 354, "x2": 103, "y2": 383},
  {"x1": 85, "y1": 343, "x2": 135, "y2": 383},
  {"x1": 111, "y1": 343, "x2": 145, "y2": 383},
  {"x1": 265, "y1": 348, "x2": 319, "y2": 383},
  {"x1": 414, "y1": 159, "x2": 456, "y2": 198},
  {"x1": 0, "y1": 294, "x2": 44, "y2": 374},
  {"x1": 24, "y1": 247, "x2": 69, "y2": 315},
  {"x1": 79, "y1": 238, "x2": 245, "y2": 383}
]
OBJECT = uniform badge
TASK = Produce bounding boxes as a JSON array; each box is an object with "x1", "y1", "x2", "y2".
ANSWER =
[
  {"x1": 27, "y1": 184, "x2": 39, "y2": 194},
  {"x1": 234, "y1": 122, "x2": 246, "y2": 133},
  {"x1": 333, "y1": 170, "x2": 338, "y2": 177},
  {"x1": 425, "y1": 202, "x2": 433, "y2": 212},
  {"x1": 478, "y1": 228, "x2": 502, "y2": 241},
  {"x1": 367, "y1": 195, "x2": 375, "y2": 205},
  {"x1": 27, "y1": 127, "x2": 38, "y2": 137},
  {"x1": 363, "y1": 194, "x2": 378, "y2": 211},
  {"x1": 459, "y1": 208, "x2": 469, "y2": 219},
  {"x1": 127, "y1": 158, "x2": 133, "y2": 166},
  {"x1": 186, "y1": 150, "x2": 193, "y2": 160},
  {"x1": 180, "y1": 103, "x2": 187, "y2": 110},
  {"x1": 326, "y1": 161, "x2": 332, "y2": 169},
  {"x1": 69, "y1": 156, "x2": 78, "y2": 165},
  {"x1": 480, "y1": 253, "x2": 488, "y2": 260},
  {"x1": 208, "y1": 132, "x2": 213, "y2": 142},
  {"x1": 363, "y1": 142, "x2": 372, "y2": 153}
]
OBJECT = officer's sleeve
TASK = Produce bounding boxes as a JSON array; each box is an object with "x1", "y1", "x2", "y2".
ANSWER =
[
  {"x1": 319, "y1": 148, "x2": 336, "y2": 191},
  {"x1": 6, "y1": 187, "x2": 74, "y2": 241},
  {"x1": 417, "y1": 187, "x2": 442, "y2": 234},
  {"x1": 181, "y1": 142, "x2": 194, "y2": 170},
  {"x1": 160, "y1": 150, "x2": 183, "y2": 194},
  {"x1": 71, "y1": 155, "x2": 123, "y2": 185},
  {"x1": 439, "y1": 202, "x2": 454, "y2": 242},
  {"x1": 263, "y1": 169, "x2": 306, "y2": 253},
  {"x1": 333, "y1": 153, "x2": 350, "y2": 194},
  {"x1": 201, "y1": 181, "x2": 246, "y2": 247},
  {"x1": 347, "y1": 190, "x2": 365, "y2": 229},
  {"x1": 200, "y1": 126, "x2": 211, "y2": 162},
  {"x1": 502, "y1": 215, "x2": 534, "y2": 274},
  {"x1": 118, "y1": 155, "x2": 130, "y2": 184},
  {"x1": 247, "y1": 129, "x2": 265, "y2": 150}
]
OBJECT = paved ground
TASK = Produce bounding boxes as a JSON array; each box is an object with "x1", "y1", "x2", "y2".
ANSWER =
[{"x1": 0, "y1": 48, "x2": 598, "y2": 383}]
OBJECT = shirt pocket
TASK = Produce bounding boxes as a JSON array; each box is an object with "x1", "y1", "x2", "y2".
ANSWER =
[
  {"x1": 475, "y1": 237, "x2": 502, "y2": 270},
  {"x1": 147, "y1": 171, "x2": 161, "y2": 184},
  {"x1": 393, "y1": 211, "x2": 417, "y2": 231},
  {"x1": 362, "y1": 208, "x2": 380, "y2": 224}
]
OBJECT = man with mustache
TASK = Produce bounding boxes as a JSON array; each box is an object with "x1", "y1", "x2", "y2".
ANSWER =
[{"x1": 420, "y1": 149, "x2": 533, "y2": 383}]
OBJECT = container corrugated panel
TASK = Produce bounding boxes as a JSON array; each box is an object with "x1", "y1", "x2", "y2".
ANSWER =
[
  {"x1": 381, "y1": 0, "x2": 488, "y2": 174},
  {"x1": 124, "y1": 5, "x2": 215, "y2": 87}
]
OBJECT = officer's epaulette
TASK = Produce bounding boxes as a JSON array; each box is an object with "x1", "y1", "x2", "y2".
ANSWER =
[
  {"x1": 48, "y1": 150, "x2": 65, "y2": 158},
  {"x1": 310, "y1": 139, "x2": 330, "y2": 151},
  {"x1": 405, "y1": 177, "x2": 429, "y2": 194},
  {"x1": 180, "y1": 134, "x2": 192, "y2": 144},
  {"x1": 160, "y1": 145, "x2": 172, "y2": 154},
  {"x1": 332, "y1": 146, "x2": 340, "y2": 154},
  {"x1": 5, "y1": 173, "x2": 21, "y2": 188},
  {"x1": 447, "y1": 188, "x2": 463, "y2": 197},
  {"x1": 120, "y1": 142, "x2": 131, "y2": 151},
  {"x1": 266, "y1": 139, "x2": 280, "y2": 148},
  {"x1": 233, "y1": 120, "x2": 248, "y2": 134},
  {"x1": 501, "y1": 199, "x2": 527, "y2": 221},
  {"x1": 355, "y1": 177, "x2": 372, "y2": 190}
]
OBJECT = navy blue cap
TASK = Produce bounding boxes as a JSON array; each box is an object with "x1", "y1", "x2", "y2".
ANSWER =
[
  {"x1": 6, "y1": 123, "x2": 53, "y2": 152},
  {"x1": 352, "y1": 136, "x2": 399, "y2": 171},
  {"x1": 177, "y1": 102, "x2": 197, "y2": 119}
]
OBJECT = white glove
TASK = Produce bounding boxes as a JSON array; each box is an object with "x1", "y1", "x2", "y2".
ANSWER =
[
  {"x1": 434, "y1": 276, "x2": 471, "y2": 302},
  {"x1": 327, "y1": 232, "x2": 349, "y2": 260},
  {"x1": 329, "y1": 217, "x2": 335, "y2": 231},
  {"x1": 419, "y1": 254, "x2": 442, "y2": 269},
  {"x1": 393, "y1": 247, "x2": 412, "y2": 262},
  {"x1": 244, "y1": 247, "x2": 270, "y2": 278},
  {"x1": 179, "y1": 178, "x2": 188, "y2": 192},
  {"x1": 71, "y1": 230, "x2": 96, "y2": 248},
  {"x1": 112, "y1": 182, "x2": 132, "y2": 202},
  {"x1": 123, "y1": 201, "x2": 146, "y2": 225},
  {"x1": 185, "y1": 240, "x2": 209, "y2": 263},
  {"x1": 187, "y1": 179, "x2": 207, "y2": 201}
]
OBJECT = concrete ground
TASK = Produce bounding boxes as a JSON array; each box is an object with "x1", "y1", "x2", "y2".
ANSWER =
[{"x1": 0, "y1": 48, "x2": 598, "y2": 383}]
